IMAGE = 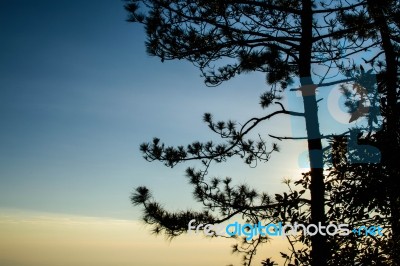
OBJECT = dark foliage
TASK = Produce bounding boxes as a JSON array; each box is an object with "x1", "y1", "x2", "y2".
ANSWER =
[{"x1": 125, "y1": 0, "x2": 399, "y2": 265}]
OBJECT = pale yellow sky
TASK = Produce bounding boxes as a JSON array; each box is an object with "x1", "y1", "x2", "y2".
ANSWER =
[{"x1": 0, "y1": 209, "x2": 289, "y2": 266}]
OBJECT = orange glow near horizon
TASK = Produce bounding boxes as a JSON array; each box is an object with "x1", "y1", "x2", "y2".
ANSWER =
[{"x1": 0, "y1": 209, "x2": 288, "y2": 266}]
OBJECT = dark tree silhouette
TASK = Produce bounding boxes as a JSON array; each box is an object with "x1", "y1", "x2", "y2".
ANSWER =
[
  {"x1": 279, "y1": 1, "x2": 400, "y2": 264},
  {"x1": 364, "y1": 2, "x2": 400, "y2": 262},
  {"x1": 325, "y1": 0, "x2": 400, "y2": 264},
  {"x1": 124, "y1": 1, "x2": 390, "y2": 265}
]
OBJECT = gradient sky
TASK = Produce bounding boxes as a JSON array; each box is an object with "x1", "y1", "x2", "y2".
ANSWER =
[
  {"x1": 0, "y1": 1, "x2": 360, "y2": 265},
  {"x1": 0, "y1": 0, "x2": 310, "y2": 219}
]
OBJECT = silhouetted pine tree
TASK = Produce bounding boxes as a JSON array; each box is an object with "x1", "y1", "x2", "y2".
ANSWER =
[
  {"x1": 325, "y1": 1, "x2": 400, "y2": 264},
  {"x1": 124, "y1": 1, "x2": 387, "y2": 265}
]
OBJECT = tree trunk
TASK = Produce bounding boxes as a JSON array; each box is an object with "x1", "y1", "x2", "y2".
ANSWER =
[
  {"x1": 366, "y1": 1, "x2": 400, "y2": 264},
  {"x1": 299, "y1": 1, "x2": 327, "y2": 265}
]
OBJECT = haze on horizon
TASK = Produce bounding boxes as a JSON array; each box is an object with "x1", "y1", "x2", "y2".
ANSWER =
[{"x1": 0, "y1": 1, "x2": 312, "y2": 265}]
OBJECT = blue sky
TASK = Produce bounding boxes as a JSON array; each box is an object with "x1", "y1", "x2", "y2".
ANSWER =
[
  {"x1": 0, "y1": 0, "x2": 360, "y2": 221},
  {"x1": 0, "y1": 1, "x2": 371, "y2": 265},
  {"x1": 0, "y1": 0, "x2": 309, "y2": 221}
]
